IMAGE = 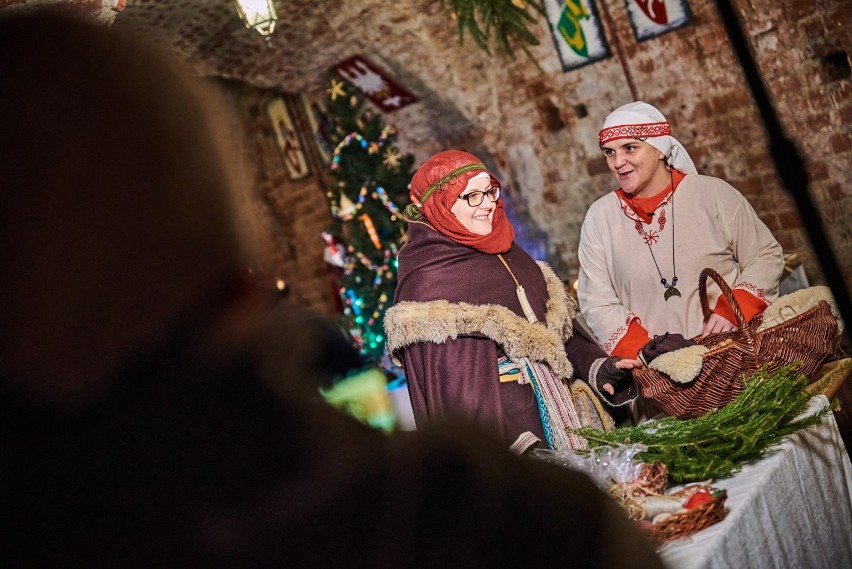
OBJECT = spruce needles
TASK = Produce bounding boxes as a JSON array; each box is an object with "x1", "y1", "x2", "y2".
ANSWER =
[
  {"x1": 576, "y1": 364, "x2": 832, "y2": 483},
  {"x1": 439, "y1": 0, "x2": 544, "y2": 61}
]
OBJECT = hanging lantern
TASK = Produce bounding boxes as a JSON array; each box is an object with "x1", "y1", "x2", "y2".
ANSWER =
[{"x1": 233, "y1": 0, "x2": 277, "y2": 40}]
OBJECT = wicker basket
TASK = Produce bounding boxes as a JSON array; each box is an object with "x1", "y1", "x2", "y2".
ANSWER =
[
  {"x1": 629, "y1": 462, "x2": 669, "y2": 496},
  {"x1": 633, "y1": 268, "x2": 838, "y2": 419},
  {"x1": 645, "y1": 484, "x2": 728, "y2": 545}
]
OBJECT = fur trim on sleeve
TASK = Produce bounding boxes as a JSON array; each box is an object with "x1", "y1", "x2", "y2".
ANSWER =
[{"x1": 384, "y1": 262, "x2": 576, "y2": 379}]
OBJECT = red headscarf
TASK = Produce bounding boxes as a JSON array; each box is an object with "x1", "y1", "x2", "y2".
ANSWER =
[{"x1": 405, "y1": 150, "x2": 515, "y2": 254}]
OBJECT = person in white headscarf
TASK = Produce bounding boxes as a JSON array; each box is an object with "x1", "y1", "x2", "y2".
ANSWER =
[{"x1": 577, "y1": 101, "x2": 784, "y2": 369}]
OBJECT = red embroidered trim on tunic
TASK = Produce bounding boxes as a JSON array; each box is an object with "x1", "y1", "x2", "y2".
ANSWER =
[
  {"x1": 735, "y1": 281, "x2": 767, "y2": 302},
  {"x1": 599, "y1": 121, "x2": 672, "y2": 144},
  {"x1": 657, "y1": 208, "x2": 667, "y2": 232},
  {"x1": 618, "y1": 192, "x2": 673, "y2": 244},
  {"x1": 603, "y1": 313, "x2": 639, "y2": 355}
]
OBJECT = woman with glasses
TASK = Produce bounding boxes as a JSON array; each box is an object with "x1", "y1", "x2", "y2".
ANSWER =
[{"x1": 385, "y1": 150, "x2": 640, "y2": 454}]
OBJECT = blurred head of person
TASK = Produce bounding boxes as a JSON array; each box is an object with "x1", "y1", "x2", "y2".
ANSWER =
[{"x1": 0, "y1": 13, "x2": 260, "y2": 408}]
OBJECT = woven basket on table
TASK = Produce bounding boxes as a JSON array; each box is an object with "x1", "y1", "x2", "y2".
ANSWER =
[
  {"x1": 645, "y1": 484, "x2": 728, "y2": 545},
  {"x1": 633, "y1": 267, "x2": 838, "y2": 419},
  {"x1": 629, "y1": 462, "x2": 669, "y2": 496}
]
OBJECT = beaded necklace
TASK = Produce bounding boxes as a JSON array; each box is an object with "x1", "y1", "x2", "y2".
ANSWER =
[{"x1": 627, "y1": 172, "x2": 681, "y2": 301}]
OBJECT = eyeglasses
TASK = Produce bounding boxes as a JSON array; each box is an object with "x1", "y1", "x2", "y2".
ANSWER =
[{"x1": 457, "y1": 186, "x2": 500, "y2": 207}]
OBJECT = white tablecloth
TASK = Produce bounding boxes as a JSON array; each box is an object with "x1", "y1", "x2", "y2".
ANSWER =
[{"x1": 660, "y1": 395, "x2": 852, "y2": 569}]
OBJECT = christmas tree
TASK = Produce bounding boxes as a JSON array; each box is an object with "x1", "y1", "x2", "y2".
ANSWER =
[{"x1": 321, "y1": 73, "x2": 415, "y2": 371}]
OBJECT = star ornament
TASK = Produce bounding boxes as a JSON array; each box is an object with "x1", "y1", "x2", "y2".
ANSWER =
[
  {"x1": 327, "y1": 79, "x2": 346, "y2": 101},
  {"x1": 383, "y1": 148, "x2": 401, "y2": 169},
  {"x1": 368, "y1": 142, "x2": 380, "y2": 154}
]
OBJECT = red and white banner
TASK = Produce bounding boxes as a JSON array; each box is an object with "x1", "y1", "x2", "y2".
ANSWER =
[{"x1": 333, "y1": 55, "x2": 417, "y2": 113}]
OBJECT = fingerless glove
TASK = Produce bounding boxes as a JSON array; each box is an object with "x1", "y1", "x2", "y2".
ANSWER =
[{"x1": 639, "y1": 333, "x2": 696, "y2": 367}]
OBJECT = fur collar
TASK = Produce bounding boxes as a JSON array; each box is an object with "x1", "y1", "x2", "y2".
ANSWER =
[{"x1": 385, "y1": 262, "x2": 576, "y2": 378}]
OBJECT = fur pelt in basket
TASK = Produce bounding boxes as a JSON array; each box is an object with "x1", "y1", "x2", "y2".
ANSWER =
[
  {"x1": 649, "y1": 345, "x2": 709, "y2": 384},
  {"x1": 757, "y1": 285, "x2": 844, "y2": 336}
]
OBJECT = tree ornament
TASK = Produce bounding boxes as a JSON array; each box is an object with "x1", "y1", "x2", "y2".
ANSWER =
[
  {"x1": 327, "y1": 78, "x2": 346, "y2": 101},
  {"x1": 337, "y1": 192, "x2": 358, "y2": 218},
  {"x1": 322, "y1": 71, "x2": 414, "y2": 366},
  {"x1": 321, "y1": 231, "x2": 347, "y2": 268},
  {"x1": 383, "y1": 148, "x2": 401, "y2": 169},
  {"x1": 360, "y1": 214, "x2": 382, "y2": 250}
]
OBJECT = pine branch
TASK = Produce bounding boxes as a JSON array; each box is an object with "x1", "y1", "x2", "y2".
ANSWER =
[
  {"x1": 576, "y1": 364, "x2": 833, "y2": 483},
  {"x1": 440, "y1": 0, "x2": 545, "y2": 61}
]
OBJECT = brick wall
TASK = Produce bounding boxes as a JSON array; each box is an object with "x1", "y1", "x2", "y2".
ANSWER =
[
  {"x1": 734, "y1": 0, "x2": 851, "y2": 285},
  {"x1": 157, "y1": 0, "x2": 850, "y2": 316},
  {"x1": 356, "y1": 0, "x2": 850, "y2": 291},
  {"x1": 211, "y1": 80, "x2": 339, "y2": 316}
]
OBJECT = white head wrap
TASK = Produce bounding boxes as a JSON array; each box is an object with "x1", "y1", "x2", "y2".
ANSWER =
[{"x1": 599, "y1": 101, "x2": 698, "y2": 174}]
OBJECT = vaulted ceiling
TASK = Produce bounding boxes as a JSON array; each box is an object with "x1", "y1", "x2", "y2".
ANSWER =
[
  {"x1": 113, "y1": 0, "x2": 450, "y2": 96},
  {"x1": 0, "y1": 1, "x2": 455, "y2": 96},
  {"x1": 2, "y1": 0, "x2": 507, "y2": 172}
]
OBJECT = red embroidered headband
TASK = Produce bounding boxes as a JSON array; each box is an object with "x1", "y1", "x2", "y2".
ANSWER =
[{"x1": 599, "y1": 121, "x2": 672, "y2": 145}]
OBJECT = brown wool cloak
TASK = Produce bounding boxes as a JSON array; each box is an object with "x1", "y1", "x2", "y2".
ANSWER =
[{"x1": 385, "y1": 222, "x2": 609, "y2": 447}]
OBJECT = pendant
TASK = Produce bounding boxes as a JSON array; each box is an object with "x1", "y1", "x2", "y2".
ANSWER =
[
  {"x1": 664, "y1": 286, "x2": 682, "y2": 301},
  {"x1": 516, "y1": 285, "x2": 539, "y2": 323}
]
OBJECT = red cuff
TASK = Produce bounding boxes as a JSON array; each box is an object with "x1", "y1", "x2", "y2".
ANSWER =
[
  {"x1": 612, "y1": 320, "x2": 650, "y2": 360},
  {"x1": 713, "y1": 289, "x2": 768, "y2": 325}
]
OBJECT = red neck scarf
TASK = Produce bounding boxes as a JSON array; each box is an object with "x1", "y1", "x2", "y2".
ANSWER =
[
  {"x1": 616, "y1": 169, "x2": 687, "y2": 224},
  {"x1": 406, "y1": 150, "x2": 514, "y2": 254}
]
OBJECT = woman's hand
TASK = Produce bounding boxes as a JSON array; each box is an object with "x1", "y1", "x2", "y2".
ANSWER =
[
  {"x1": 616, "y1": 358, "x2": 642, "y2": 370},
  {"x1": 599, "y1": 357, "x2": 641, "y2": 395},
  {"x1": 701, "y1": 313, "x2": 738, "y2": 338}
]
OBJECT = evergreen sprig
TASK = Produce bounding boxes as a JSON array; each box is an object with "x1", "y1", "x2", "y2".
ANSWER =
[
  {"x1": 440, "y1": 0, "x2": 545, "y2": 61},
  {"x1": 576, "y1": 364, "x2": 833, "y2": 483}
]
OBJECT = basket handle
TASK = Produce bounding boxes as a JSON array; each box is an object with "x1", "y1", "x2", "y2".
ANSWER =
[{"x1": 698, "y1": 268, "x2": 748, "y2": 328}]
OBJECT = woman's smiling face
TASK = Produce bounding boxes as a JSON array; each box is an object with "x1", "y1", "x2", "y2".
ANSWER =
[
  {"x1": 601, "y1": 139, "x2": 669, "y2": 197},
  {"x1": 450, "y1": 173, "x2": 496, "y2": 236}
]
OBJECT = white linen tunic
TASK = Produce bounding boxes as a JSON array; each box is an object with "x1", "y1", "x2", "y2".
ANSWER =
[{"x1": 578, "y1": 174, "x2": 784, "y2": 354}]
